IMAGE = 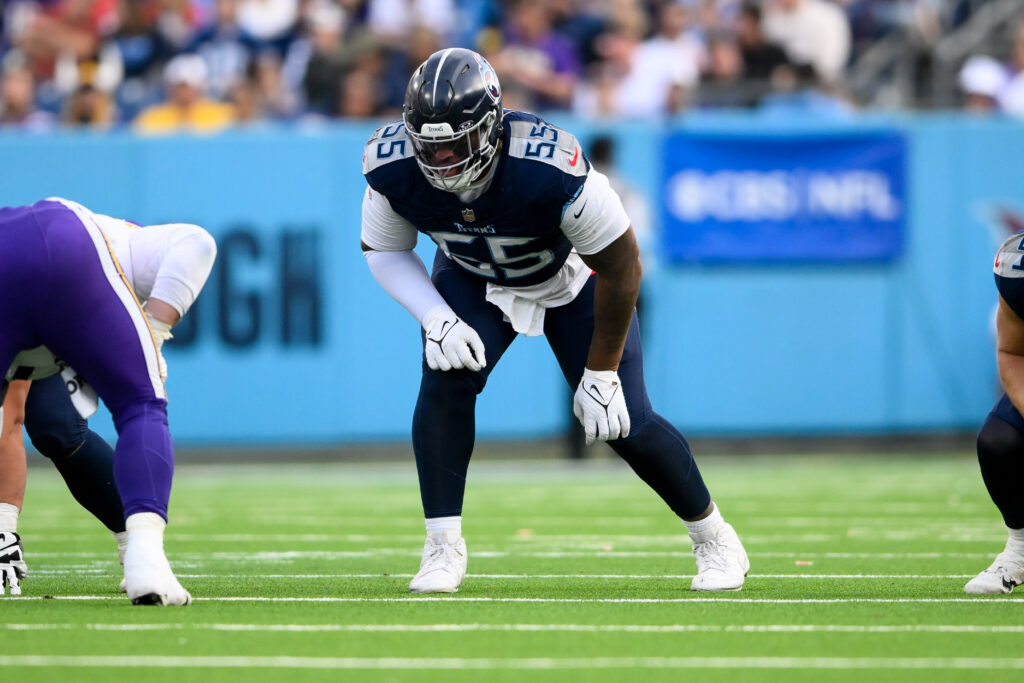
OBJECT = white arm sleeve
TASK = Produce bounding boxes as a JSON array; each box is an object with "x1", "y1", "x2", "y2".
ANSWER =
[
  {"x1": 128, "y1": 224, "x2": 218, "y2": 316},
  {"x1": 560, "y1": 169, "x2": 631, "y2": 255},
  {"x1": 362, "y1": 185, "x2": 450, "y2": 326},
  {"x1": 364, "y1": 249, "x2": 448, "y2": 327},
  {"x1": 361, "y1": 186, "x2": 418, "y2": 251}
]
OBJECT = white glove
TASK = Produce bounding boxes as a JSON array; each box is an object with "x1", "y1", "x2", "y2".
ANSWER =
[
  {"x1": 422, "y1": 306, "x2": 486, "y2": 372},
  {"x1": 0, "y1": 531, "x2": 26, "y2": 596},
  {"x1": 145, "y1": 313, "x2": 173, "y2": 382},
  {"x1": 573, "y1": 368, "x2": 631, "y2": 446},
  {"x1": 0, "y1": 564, "x2": 19, "y2": 595}
]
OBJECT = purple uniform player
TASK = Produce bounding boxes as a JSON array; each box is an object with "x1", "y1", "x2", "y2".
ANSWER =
[{"x1": 0, "y1": 198, "x2": 193, "y2": 605}]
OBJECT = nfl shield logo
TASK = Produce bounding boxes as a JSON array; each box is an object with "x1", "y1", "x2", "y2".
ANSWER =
[{"x1": 461, "y1": 208, "x2": 476, "y2": 222}]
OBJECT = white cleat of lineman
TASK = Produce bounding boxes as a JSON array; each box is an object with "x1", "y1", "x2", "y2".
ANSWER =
[
  {"x1": 409, "y1": 530, "x2": 467, "y2": 594},
  {"x1": 690, "y1": 522, "x2": 750, "y2": 591},
  {"x1": 123, "y1": 513, "x2": 191, "y2": 606},
  {"x1": 965, "y1": 547, "x2": 1024, "y2": 594}
]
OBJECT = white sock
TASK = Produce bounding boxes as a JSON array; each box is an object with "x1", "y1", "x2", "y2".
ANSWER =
[
  {"x1": 425, "y1": 516, "x2": 462, "y2": 542},
  {"x1": 114, "y1": 530, "x2": 130, "y2": 566},
  {"x1": 1007, "y1": 527, "x2": 1024, "y2": 552},
  {"x1": 684, "y1": 503, "x2": 724, "y2": 543},
  {"x1": 0, "y1": 503, "x2": 19, "y2": 534},
  {"x1": 126, "y1": 512, "x2": 166, "y2": 546}
]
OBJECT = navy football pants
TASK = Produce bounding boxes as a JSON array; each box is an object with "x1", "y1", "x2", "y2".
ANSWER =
[
  {"x1": 412, "y1": 251, "x2": 712, "y2": 520},
  {"x1": 977, "y1": 393, "x2": 1024, "y2": 529},
  {"x1": 25, "y1": 374, "x2": 124, "y2": 533}
]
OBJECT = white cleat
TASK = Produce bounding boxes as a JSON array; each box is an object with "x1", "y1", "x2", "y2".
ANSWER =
[
  {"x1": 409, "y1": 531, "x2": 467, "y2": 594},
  {"x1": 690, "y1": 522, "x2": 750, "y2": 591},
  {"x1": 965, "y1": 548, "x2": 1024, "y2": 594},
  {"x1": 123, "y1": 535, "x2": 191, "y2": 606}
]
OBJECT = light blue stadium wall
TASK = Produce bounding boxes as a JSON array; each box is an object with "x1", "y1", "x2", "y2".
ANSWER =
[{"x1": 0, "y1": 114, "x2": 1016, "y2": 444}]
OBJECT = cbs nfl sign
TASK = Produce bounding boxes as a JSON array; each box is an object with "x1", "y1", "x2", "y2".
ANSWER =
[{"x1": 661, "y1": 130, "x2": 906, "y2": 264}]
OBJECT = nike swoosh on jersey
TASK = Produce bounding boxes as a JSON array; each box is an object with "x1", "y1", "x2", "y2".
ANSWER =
[
  {"x1": 573, "y1": 201, "x2": 587, "y2": 219},
  {"x1": 568, "y1": 147, "x2": 580, "y2": 166}
]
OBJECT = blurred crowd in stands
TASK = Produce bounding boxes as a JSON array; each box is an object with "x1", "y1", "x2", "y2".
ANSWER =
[
  {"x1": 0, "y1": 0, "x2": 1014, "y2": 132},
  {"x1": 959, "y1": 20, "x2": 1024, "y2": 117}
]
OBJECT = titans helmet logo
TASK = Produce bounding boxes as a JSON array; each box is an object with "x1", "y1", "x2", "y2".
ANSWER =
[{"x1": 475, "y1": 55, "x2": 501, "y2": 103}]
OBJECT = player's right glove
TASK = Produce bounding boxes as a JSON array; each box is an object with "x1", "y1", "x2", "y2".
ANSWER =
[
  {"x1": 573, "y1": 368, "x2": 631, "y2": 446},
  {"x1": 422, "y1": 306, "x2": 487, "y2": 372},
  {"x1": 0, "y1": 531, "x2": 27, "y2": 596}
]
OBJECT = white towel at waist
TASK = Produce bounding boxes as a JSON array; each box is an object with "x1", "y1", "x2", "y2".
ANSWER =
[{"x1": 484, "y1": 251, "x2": 593, "y2": 336}]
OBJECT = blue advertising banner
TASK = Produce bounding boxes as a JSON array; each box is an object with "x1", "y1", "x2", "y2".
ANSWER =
[{"x1": 660, "y1": 131, "x2": 907, "y2": 264}]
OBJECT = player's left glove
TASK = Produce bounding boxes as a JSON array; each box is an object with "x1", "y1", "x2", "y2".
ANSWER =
[
  {"x1": 573, "y1": 368, "x2": 631, "y2": 446},
  {"x1": 145, "y1": 313, "x2": 173, "y2": 382},
  {"x1": 0, "y1": 531, "x2": 27, "y2": 596}
]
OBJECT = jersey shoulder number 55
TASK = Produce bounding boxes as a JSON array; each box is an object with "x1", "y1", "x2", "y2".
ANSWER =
[
  {"x1": 505, "y1": 115, "x2": 588, "y2": 178},
  {"x1": 363, "y1": 122, "x2": 412, "y2": 175}
]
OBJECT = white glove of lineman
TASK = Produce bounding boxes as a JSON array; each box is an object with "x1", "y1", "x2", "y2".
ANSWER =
[
  {"x1": 573, "y1": 368, "x2": 631, "y2": 446},
  {"x1": 422, "y1": 306, "x2": 486, "y2": 372},
  {"x1": 0, "y1": 531, "x2": 26, "y2": 596},
  {"x1": 145, "y1": 313, "x2": 173, "y2": 382}
]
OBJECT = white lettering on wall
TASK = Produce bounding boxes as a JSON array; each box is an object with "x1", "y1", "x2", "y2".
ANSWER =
[{"x1": 667, "y1": 169, "x2": 901, "y2": 222}]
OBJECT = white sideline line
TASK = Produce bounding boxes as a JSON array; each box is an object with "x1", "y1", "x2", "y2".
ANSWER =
[
  {"x1": 5, "y1": 623, "x2": 1024, "y2": 634},
  {"x1": 0, "y1": 655, "x2": 1023, "y2": 670},
  {"x1": 7, "y1": 596, "x2": 1024, "y2": 604}
]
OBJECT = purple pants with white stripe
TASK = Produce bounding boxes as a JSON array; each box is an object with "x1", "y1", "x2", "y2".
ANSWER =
[{"x1": 0, "y1": 200, "x2": 173, "y2": 520}]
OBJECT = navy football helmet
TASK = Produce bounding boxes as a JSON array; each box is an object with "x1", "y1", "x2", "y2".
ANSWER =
[{"x1": 403, "y1": 48, "x2": 504, "y2": 193}]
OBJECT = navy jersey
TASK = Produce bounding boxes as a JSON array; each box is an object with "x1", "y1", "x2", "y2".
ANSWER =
[
  {"x1": 995, "y1": 233, "x2": 1024, "y2": 320},
  {"x1": 362, "y1": 111, "x2": 590, "y2": 287}
]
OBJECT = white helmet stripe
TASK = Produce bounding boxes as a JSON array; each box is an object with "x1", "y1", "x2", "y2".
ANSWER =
[{"x1": 430, "y1": 48, "x2": 455, "y2": 106}]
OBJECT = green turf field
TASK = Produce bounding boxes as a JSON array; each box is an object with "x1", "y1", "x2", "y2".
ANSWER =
[{"x1": 1, "y1": 452, "x2": 1022, "y2": 682}]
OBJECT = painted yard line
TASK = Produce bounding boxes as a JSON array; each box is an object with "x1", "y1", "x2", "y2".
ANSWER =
[
  {"x1": 22, "y1": 523, "x2": 1006, "y2": 543},
  {"x1": 743, "y1": 517, "x2": 1001, "y2": 526},
  {"x1": 23, "y1": 535, "x2": 1009, "y2": 548},
  {"x1": 0, "y1": 656, "x2": 1023, "y2": 670},
  {"x1": 22, "y1": 550, "x2": 1000, "y2": 559},
  {"x1": 30, "y1": 572, "x2": 976, "y2": 580},
  {"x1": 5, "y1": 623, "x2": 1024, "y2": 634},
  {"x1": 204, "y1": 550, "x2": 1013, "y2": 560},
  {"x1": 184, "y1": 573, "x2": 972, "y2": 580},
  {"x1": 8, "y1": 596, "x2": 1024, "y2": 604},
  {"x1": 181, "y1": 516, "x2": 663, "y2": 527},
  {"x1": 29, "y1": 534, "x2": 418, "y2": 543}
]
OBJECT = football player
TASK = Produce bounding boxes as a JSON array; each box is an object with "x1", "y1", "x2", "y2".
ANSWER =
[
  {"x1": 0, "y1": 198, "x2": 216, "y2": 604},
  {"x1": 361, "y1": 48, "x2": 749, "y2": 593},
  {"x1": 968, "y1": 234, "x2": 1024, "y2": 593}
]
